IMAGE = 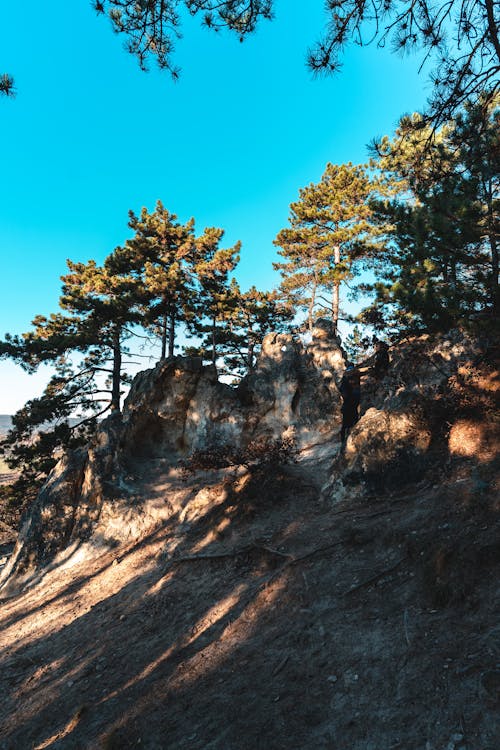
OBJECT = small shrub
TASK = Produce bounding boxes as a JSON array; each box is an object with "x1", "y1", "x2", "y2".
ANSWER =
[{"x1": 180, "y1": 435, "x2": 297, "y2": 477}]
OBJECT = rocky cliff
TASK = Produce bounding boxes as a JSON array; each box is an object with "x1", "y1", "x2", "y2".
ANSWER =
[
  {"x1": 2, "y1": 323, "x2": 498, "y2": 596},
  {"x1": 0, "y1": 325, "x2": 498, "y2": 750},
  {"x1": 0, "y1": 320, "x2": 346, "y2": 591}
]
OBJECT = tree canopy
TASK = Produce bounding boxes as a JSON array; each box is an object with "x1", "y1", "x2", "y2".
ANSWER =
[
  {"x1": 361, "y1": 96, "x2": 499, "y2": 332},
  {"x1": 0, "y1": 201, "x2": 282, "y2": 505},
  {"x1": 274, "y1": 162, "x2": 383, "y2": 332},
  {"x1": 91, "y1": 0, "x2": 499, "y2": 121},
  {"x1": 3, "y1": 1, "x2": 498, "y2": 123}
]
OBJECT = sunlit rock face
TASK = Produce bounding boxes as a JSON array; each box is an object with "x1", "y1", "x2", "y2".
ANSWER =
[
  {"x1": 238, "y1": 327, "x2": 343, "y2": 449},
  {"x1": 325, "y1": 328, "x2": 499, "y2": 496},
  {"x1": 448, "y1": 419, "x2": 497, "y2": 463},
  {"x1": 0, "y1": 413, "x2": 125, "y2": 593},
  {"x1": 120, "y1": 356, "x2": 243, "y2": 458},
  {"x1": 0, "y1": 327, "x2": 346, "y2": 589},
  {"x1": 120, "y1": 323, "x2": 345, "y2": 460},
  {"x1": 342, "y1": 402, "x2": 432, "y2": 491},
  {"x1": 307, "y1": 318, "x2": 346, "y2": 388}
]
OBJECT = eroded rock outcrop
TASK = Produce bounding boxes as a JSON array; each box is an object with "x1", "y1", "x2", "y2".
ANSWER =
[
  {"x1": 3, "y1": 325, "x2": 497, "y2": 594},
  {"x1": 0, "y1": 322, "x2": 345, "y2": 591},
  {"x1": 329, "y1": 329, "x2": 499, "y2": 494},
  {"x1": 121, "y1": 324, "x2": 345, "y2": 459}
]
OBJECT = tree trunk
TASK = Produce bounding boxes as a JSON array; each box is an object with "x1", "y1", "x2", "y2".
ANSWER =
[
  {"x1": 160, "y1": 315, "x2": 167, "y2": 360},
  {"x1": 168, "y1": 314, "x2": 175, "y2": 358},
  {"x1": 308, "y1": 277, "x2": 318, "y2": 331},
  {"x1": 247, "y1": 341, "x2": 255, "y2": 371},
  {"x1": 332, "y1": 245, "x2": 341, "y2": 332},
  {"x1": 450, "y1": 259, "x2": 457, "y2": 293},
  {"x1": 485, "y1": 0, "x2": 500, "y2": 63},
  {"x1": 486, "y1": 179, "x2": 499, "y2": 312},
  {"x1": 488, "y1": 230, "x2": 499, "y2": 312},
  {"x1": 111, "y1": 326, "x2": 122, "y2": 412},
  {"x1": 211, "y1": 315, "x2": 217, "y2": 366}
]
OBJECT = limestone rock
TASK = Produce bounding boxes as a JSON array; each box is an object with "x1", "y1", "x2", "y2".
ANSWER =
[
  {"x1": 326, "y1": 328, "x2": 497, "y2": 495},
  {"x1": 1, "y1": 333, "x2": 344, "y2": 590},
  {"x1": 448, "y1": 419, "x2": 498, "y2": 463},
  {"x1": 240, "y1": 330, "x2": 342, "y2": 446},
  {"x1": 308, "y1": 318, "x2": 346, "y2": 388},
  {"x1": 0, "y1": 448, "x2": 87, "y2": 592},
  {"x1": 0, "y1": 412, "x2": 125, "y2": 591},
  {"x1": 342, "y1": 402, "x2": 432, "y2": 491}
]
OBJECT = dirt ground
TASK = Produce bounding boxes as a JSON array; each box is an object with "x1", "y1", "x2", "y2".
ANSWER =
[{"x1": 0, "y1": 442, "x2": 499, "y2": 750}]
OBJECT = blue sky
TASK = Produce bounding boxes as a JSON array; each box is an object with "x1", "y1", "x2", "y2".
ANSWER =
[{"x1": 0, "y1": 0, "x2": 429, "y2": 412}]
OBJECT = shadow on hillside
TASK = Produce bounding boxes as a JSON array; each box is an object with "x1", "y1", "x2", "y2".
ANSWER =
[
  {"x1": 1, "y1": 351, "x2": 499, "y2": 750},
  {"x1": 1, "y1": 450, "x2": 499, "y2": 750},
  {"x1": 0, "y1": 465, "x2": 322, "y2": 749}
]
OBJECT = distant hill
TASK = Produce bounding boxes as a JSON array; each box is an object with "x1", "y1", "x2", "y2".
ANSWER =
[
  {"x1": 0, "y1": 415, "x2": 81, "y2": 438},
  {"x1": 0, "y1": 416, "x2": 11, "y2": 437}
]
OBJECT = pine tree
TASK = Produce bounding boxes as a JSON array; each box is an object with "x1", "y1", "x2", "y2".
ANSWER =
[
  {"x1": 5, "y1": 2, "x2": 498, "y2": 121},
  {"x1": 218, "y1": 281, "x2": 293, "y2": 376},
  {"x1": 60, "y1": 254, "x2": 144, "y2": 410},
  {"x1": 0, "y1": 74, "x2": 15, "y2": 97},
  {"x1": 0, "y1": 250, "x2": 144, "y2": 506},
  {"x1": 93, "y1": 1, "x2": 498, "y2": 124},
  {"x1": 362, "y1": 98, "x2": 499, "y2": 332},
  {"x1": 188, "y1": 227, "x2": 241, "y2": 366},
  {"x1": 114, "y1": 201, "x2": 196, "y2": 359},
  {"x1": 274, "y1": 163, "x2": 382, "y2": 332},
  {"x1": 451, "y1": 96, "x2": 500, "y2": 312}
]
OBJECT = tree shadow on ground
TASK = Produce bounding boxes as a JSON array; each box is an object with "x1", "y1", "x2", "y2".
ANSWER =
[
  {"x1": 0, "y1": 465, "x2": 319, "y2": 749},
  {"x1": 1, "y1": 449, "x2": 499, "y2": 750}
]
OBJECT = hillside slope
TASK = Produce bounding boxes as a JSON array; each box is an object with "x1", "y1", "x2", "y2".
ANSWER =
[{"x1": 0, "y1": 328, "x2": 498, "y2": 750}]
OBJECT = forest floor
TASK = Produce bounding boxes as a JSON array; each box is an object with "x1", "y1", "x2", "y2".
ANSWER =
[{"x1": 0, "y1": 441, "x2": 499, "y2": 750}]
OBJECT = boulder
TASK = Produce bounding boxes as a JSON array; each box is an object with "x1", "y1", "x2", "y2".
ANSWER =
[
  {"x1": 324, "y1": 328, "x2": 498, "y2": 497},
  {"x1": 342, "y1": 402, "x2": 432, "y2": 491}
]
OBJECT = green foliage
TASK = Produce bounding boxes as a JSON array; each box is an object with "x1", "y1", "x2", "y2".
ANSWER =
[
  {"x1": 4, "y1": 0, "x2": 497, "y2": 129},
  {"x1": 113, "y1": 201, "x2": 197, "y2": 358},
  {"x1": 2, "y1": 91, "x2": 496, "y2": 511},
  {"x1": 362, "y1": 97, "x2": 499, "y2": 334},
  {"x1": 94, "y1": 1, "x2": 273, "y2": 79},
  {"x1": 95, "y1": 2, "x2": 498, "y2": 125},
  {"x1": 186, "y1": 279, "x2": 292, "y2": 376},
  {"x1": 221, "y1": 282, "x2": 293, "y2": 376},
  {"x1": 274, "y1": 162, "x2": 385, "y2": 331},
  {"x1": 342, "y1": 325, "x2": 373, "y2": 363},
  {"x1": 0, "y1": 242, "x2": 147, "y2": 501},
  {"x1": 187, "y1": 227, "x2": 241, "y2": 365},
  {"x1": 0, "y1": 371, "x2": 99, "y2": 511},
  {"x1": 0, "y1": 200, "x2": 283, "y2": 508},
  {"x1": 0, "y1": 74, "x2": 15, "y2": 97}
]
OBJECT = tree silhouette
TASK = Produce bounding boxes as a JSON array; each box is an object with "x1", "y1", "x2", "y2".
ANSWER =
[
  {"x1": 274, "y1": 162, "x2": 382, "y2": 332},
  {"x1": 94, "y1": 0, "x2": 499, "y2": 122},
  {"x1": 0, "y1": 74, "x2": 15, "y2": 97},
  {"x1": 4, "y1": 1, "x2": 497, "y2": 121}
]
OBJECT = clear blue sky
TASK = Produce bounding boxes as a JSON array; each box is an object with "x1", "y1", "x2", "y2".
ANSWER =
[{"x1": 0, "y1": 0, "x2": 429, "y2": 413}]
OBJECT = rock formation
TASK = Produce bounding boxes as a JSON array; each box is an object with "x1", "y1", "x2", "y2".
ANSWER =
[
  {"x1": 2, "y1": 323, "x2": 498, "y2": 595},
  {"x1": 335, "y1": 329, "x2": 499, "y2": 491},
  {"x1": 0, "y1": 321, "x2": 345, "y2": 592},
  {"x1": 1, "y1": 325, "x2": 498, "y2": 750}
]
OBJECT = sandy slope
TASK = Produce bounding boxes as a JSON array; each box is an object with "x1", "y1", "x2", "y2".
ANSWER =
[{"x1": 0, "y1": 441, "x2": 499, "y2": 750}]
